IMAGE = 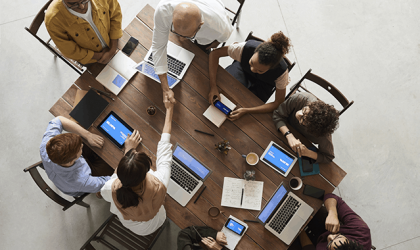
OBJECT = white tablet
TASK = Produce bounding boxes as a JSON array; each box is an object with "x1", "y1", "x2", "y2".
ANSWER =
[
  {"x1": 260, "y1": 141, "x2": 297, "y2": 177},
  {"x1": 221, "y1": 215, "x2": 248, "y2": 250}
]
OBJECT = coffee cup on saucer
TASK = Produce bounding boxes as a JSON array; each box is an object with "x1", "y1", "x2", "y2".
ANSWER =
[
  {"x1": 289, "y1": 177, "x2": 303, "y2": 191},
  {"x1": 242, "y1": 152, "x2": 259, "y2": 166}
]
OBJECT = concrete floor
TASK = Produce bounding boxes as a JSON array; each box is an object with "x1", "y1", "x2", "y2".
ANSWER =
[{"x1": 1, "y1": 0, "x2": 419, "y2": 249}]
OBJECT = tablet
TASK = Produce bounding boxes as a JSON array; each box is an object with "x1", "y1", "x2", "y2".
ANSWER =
[
  {"x1": 260, "y1": 141, "x2": 297, "y2": 177},
  {"x1": 97, "y1": 111, "x2": 134, "y2": 149}
]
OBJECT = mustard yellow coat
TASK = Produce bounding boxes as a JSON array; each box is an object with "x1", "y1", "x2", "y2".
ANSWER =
[{"x1": 45, "y1": 0, "x2": 123, "y2": 64}]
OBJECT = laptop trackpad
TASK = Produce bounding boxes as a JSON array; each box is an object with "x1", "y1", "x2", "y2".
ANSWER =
[{"x1": 288, "y1": 216, "x2": 305, "y2": 232}]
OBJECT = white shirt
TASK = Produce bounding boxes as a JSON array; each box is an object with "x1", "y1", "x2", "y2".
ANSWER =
[
  {"x1": 101, "y1": 133, "x2": 173, "y2": 235},
  {"x1": 65, "y1": 1, "x2": 107, "y2": 49},
  {"x1": 152, "y1": 0, "x2": 234, "y2": 74}
]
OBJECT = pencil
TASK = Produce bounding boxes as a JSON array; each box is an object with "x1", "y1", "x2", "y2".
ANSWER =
[
  {"x1": 244, "y1": 220, "x2": 259, "y2": 223},
  {"x1": 193, "y1": 186, "x2": 206, "y2": 204},
  {"x1": 194, "y1": 129, "x2": 214, "y2": 136}
]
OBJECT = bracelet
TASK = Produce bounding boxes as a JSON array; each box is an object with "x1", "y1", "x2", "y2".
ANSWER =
[{"x1": 284, "y1": 131, "x2": 292, "y2": 137}]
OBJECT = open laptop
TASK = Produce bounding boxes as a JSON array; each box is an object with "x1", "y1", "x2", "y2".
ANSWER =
[
  {"x1": 168, "y1": 144, "x2": 212, "y2": 207},
  {"x1": 135, "y1": 41, "x2": 195, "y2": 89},
  {"x1": 256, "y1": 182, "x2": 313, "y2": 245}
]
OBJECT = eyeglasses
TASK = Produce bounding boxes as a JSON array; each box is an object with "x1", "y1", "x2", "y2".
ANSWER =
[
  {"x1": 298, "y1": 106, "x2": 310, "y2": 126},
  {"x1": 327, "y1": 234, "x2": 344, "y2": 250},
  {"x1": 65, "y1": 0, "x2": 90, "y2": 10},
  {"x1": 170, "y1": 22, "x2": 201, "y2": 40}
]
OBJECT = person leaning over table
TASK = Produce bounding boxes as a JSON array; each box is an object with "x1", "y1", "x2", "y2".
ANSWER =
[
  {"x1": 272, "y1": 92, "x2": 340, "y2": 164},
  {"x1": 298, "y1": 194, "x2": 371, "y2": 250},
  {"x1": 40, "y1": 116, "x2": 114, "y2": 197},
  {"x1": 100, "y1": 95, "x2": 174, "y2": 235},
  {"x1": 45, "y1": 0, "x2": 123, "y2": 65},
  {"x1": 152, "y1": 0, "x2": 234, "y2": 104},
  {"x1": 208, "y1": 31, "x2": 292, "y2": 121}
]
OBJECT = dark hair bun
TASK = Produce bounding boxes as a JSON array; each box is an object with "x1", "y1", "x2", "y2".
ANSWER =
[{"x1": 270, "y1": 31, "x2": 291, "y2": 55}]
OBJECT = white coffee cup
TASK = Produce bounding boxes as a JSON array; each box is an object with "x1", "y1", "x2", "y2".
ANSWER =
[
  {"x1": 242, "y1": 152, "x2": 259, "y2": 165},
  {"x1": 289, "y1": 177, "x2": 303, "y2": 191}
]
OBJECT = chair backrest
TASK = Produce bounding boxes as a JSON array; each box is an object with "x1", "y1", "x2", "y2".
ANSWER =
[
  {"x1": 224, "y1": 0, "x2": 245, "y2": 26},
  {"x1": 23, "y1": 161, "x2": 90, "y2": 211},
  {"x1": 25, "y1": 0, "x2": 84, "y2": 75},
  {"x1": 286, "y1": 69, "x2": 354, "y2": 116},
  {"x1": 245, "y1": 31, "x2": 296, "y2": 72},
  {"x1": 80, "y1": 215, "x2": 168, "y2": 250}
]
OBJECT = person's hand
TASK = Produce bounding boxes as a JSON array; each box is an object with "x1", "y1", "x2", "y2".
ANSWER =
[
  {"x1": 325, "y1": 211, "x2": 340, "y2": 233},
  {"x1": 86, "y1": 133, "x2": 104, "y2": 148},
  {"x1": 216, "y1": 232, "x2": 227, "y2": 246},
  {"x1": 286, "y1": 134, "x2": 302, "y2": 153},
  {"x1": 206, "y1": 40, "x2": 220, "y2": 50},
  {"x1": 228, "y1": 108, "x2": 247, "y2": 121},
  {"x1": 201, "y1": 237, "x2": 223, "y2": 250},
  {"x1": 296, "y1": 141, "x2": 310, "y2": 158},
  {"x1": 208, "y1": 87, "x2": 220, "y2": 104},
  {"x1": 164, "y1": 89, "x2": 176, "y2": 104},
  {"x1": 163, "y1": 94, "x2": 174, "y2": 110},
  {"x1": 124, "y1": 130, "x2": 142, "y2": 152},
  {"x1": 98, "y1": 49, "x2": 114, "y2": 64}
]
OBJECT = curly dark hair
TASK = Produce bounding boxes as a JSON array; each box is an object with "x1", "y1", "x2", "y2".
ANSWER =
[
  {"x1": 254, "y1": 31, "x2": 291, "y2": 68},
  {"x1": 304, "y1": 100, "x2": 339, "y2": 137},
  {"x1": 333, "y1": 239, "x2": 364, "y2": 250}
]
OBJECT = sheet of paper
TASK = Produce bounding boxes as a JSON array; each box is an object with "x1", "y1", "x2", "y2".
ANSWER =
[
  {"x1": 203, "y1": 94, "x2": 237, "y2": 128},
  {"x1": 108, "y1": 51, "x2": 137, "y2": 79},
  {"x1": 221, "y1": 177, "x2": 243, "y2": 208},
  {"x1": 221, "y1": 177, "x2": 264, "y2": 211}
]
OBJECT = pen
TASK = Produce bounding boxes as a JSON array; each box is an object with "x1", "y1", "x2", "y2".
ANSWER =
[
  {"x1": 86, "y1": 69, "x2": 93, "y2": 75},
  {"x1": 244, "y1": 220, "x2": 259, "y2": 223},
  {"x1": 193, "y1": 185, "x2": 206, "y2": 204},
  {"x1": 89, "y1": 86, "x2": 115, "y2": 101},
  {"x1": 194, "y1": 129, "x2": 214, "y2": 136},
  {"x1": 240, "y1": 187, "x2": 244, "y2": 206}
]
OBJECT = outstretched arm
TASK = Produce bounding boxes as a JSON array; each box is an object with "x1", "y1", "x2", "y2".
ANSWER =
[{"x1": 208, "y1": 46, "x2": 229, "y2": 103}]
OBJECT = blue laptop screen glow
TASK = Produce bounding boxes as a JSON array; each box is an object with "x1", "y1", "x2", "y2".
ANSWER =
[
  {"x1": 258, "y1": 185, "x2": 287, "y2": 223},
  {"x1": 226, "y1": 219, "x2": 245, "y2": 235},
  {"x1": 100, "y1": 114, "x2": 132, "y2": 146},
  {"x1": 173, "y1": 146, "x2": 209, "y2": 179},
  {"x1": 136, "y1": 63, "x2": 178, "y2": 87},
  {"x1": 263, "y1": 144, "x2": 295, "y2": 174}
]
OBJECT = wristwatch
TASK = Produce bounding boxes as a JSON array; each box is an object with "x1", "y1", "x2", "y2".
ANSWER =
[{"x1": 284, "y1": 131, "x2": 292, "y2": 137}]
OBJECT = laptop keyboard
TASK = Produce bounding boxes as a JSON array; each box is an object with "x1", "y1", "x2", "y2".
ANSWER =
[
  {"x1": 269, "y1": 196, "x2": 301, "y2": 234},
  {"x1": 171, "y1": 162, "x2": 199, "y2": 193},
  {"x1": 140, "y1": 63, "x2": 178, "y2": 87},
  {"x1": 148, "y1": 53, "x2": 186, "y2": 76}
]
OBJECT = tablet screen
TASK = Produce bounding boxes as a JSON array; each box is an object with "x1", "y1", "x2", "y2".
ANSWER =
[
  {"x1": 263, "y1": 144, "x2": 295, "y2": 174},
  {"x1": 98, "y1": 112, "x2": 133, "y2": 148}
]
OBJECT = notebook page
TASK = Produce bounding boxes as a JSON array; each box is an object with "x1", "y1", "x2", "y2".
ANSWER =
[
  {"x1": 221, "y1": 177, "x2": 243, "y2": 208},
  {"x1": 242, "y1": 180, "x2": 264, "y2": 210}
]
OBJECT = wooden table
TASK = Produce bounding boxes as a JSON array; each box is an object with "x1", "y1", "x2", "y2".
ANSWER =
[{"x1": 50, "y1": 5, "x2": 346, "y2": 249}]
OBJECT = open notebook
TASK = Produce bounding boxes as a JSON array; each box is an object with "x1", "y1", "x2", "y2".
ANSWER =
[
  {"x1": 96, "y1": 51, "x2": 137, "y2": 95},
  {"x1": 221, "y1": 177, "x2": 264, "y2": 211},
  {"x1": 203, "y1": 94, "x2": 236, "y2": 128}
]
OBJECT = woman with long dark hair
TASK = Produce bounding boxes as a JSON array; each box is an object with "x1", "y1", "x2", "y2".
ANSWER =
[
  {"x1": 101, "y1": 96, "x2": 174, "y2": 235},
  {"x1": 208, "y1": 31, "x2": 292, "y2": 121}
]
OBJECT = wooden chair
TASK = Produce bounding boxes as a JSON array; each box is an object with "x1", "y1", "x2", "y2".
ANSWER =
[
  {"x1": 285, "y1": 69, "x2": 354, "y2": 116},
  {"x1": 80, "y1": 215, "x2": 168, "y2": 250},
  {"x1": 23, "y1": 161, "x2": 90, "y2": 211},
  {"x1": 25, "y1": 0, "x2": 85, "y2": 75},
  {"x1": 245, "y1": 31, "x2": 296, "y2": 72}
]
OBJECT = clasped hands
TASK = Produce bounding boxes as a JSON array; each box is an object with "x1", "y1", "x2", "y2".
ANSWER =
[
  {"x1": 201, "y1": 232, "x2": 227, "y2": 250},
  {"x1": 286, "y1": 134, "x2": 310, "y2": 157}
]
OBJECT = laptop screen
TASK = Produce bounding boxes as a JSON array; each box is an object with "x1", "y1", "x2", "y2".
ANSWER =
[
  {"x1": 262, "y1": 144, "x2": 295, "y2": 174},
  {"x1": 258, "y1": 184, "x2": 288, "y2": 223},
  {"x1": 173, "y1": 146, "x2": 210, "y2": 179}
]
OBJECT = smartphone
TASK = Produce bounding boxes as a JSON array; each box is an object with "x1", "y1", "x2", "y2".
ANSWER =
[
  {"x1": 303, "y1": 184, "x2": 325, "y2": 200},
  {"x1": 214, "y1": 100, "x2": 232, "y2": 115},
  {"x1": 225, "y1": 218, "x2": 246, "y2": 236},
  {"x1": 301, "y1": 156, "x2": 314, "y2": 172},
  {"x1": 122, "y1": 37, "x2": 139, "y2": 56}
]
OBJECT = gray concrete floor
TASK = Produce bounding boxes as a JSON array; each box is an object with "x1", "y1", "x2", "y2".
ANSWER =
[{"x1": 1, "y1": 0, "x2": 419, "y2": 249}]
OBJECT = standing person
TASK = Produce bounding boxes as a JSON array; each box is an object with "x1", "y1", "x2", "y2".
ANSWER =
[
  {"x1": 298, "y1": 194, "x2": 371, "y2": 250},
  {"x1": 101, "y1": 95, "x2": 174, "y2": 235},
  {"x1": 40, "y1": 116, "x2": 114, "y2": 197},
  {"x1": 273, "y1": 92, "x2": 340, "y2": 164},
  {"x1": 152, "y1": 0, "x2": 233, "y2": 104},
  {"x1": 45, "y1": 0, "x2": 123, "y2": 65},
  {"x1": 208, "y1": 31, "x2": 292, "y2": 121}
]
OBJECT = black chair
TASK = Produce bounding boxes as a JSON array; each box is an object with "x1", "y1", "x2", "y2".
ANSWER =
[
  {"x1": 245, "y1": 31, "x2": 296, "y2": 72},
  {"x1": 80, "y1": 215, "x2": 168, "y2": 250},
  {"x1": 25, "y1": 0, "x2": 85, "y2": 75},
  {"x1": 285, "y1": 69, "x2": 354, "y2": 116},
  {"x1": 23, "y1": 161, "x2": 90, "y2": 211},
  {"x1": 221, "y1": 0, "x2": 245, "y2": 47}
]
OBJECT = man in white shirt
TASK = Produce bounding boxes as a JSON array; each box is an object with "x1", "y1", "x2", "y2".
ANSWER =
[{"x1": 152, "y1": 0, "x2": 234, "y2": 104}]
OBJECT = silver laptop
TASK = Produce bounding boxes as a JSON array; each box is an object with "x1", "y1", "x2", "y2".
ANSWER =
[
  {"x1": 256, "y1": 182, "x2": 313, "y2": 245},
  {"x1": 135, "y1": 41, "x2": 195, "y2": 89},
  {"x1": 168, "y1": 144, "x2": 212, "y2": 207}
]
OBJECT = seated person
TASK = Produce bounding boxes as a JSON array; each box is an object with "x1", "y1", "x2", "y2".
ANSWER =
[
  {"x1": 152, "y1": 0, "x2": 234, "y2": 104},
  {"x1": 178, "y1": 225, "x2": 227, "y2": 250},
  {"x1": 45, "y1": 0, "x2": 123, "y2": 65},
  {"x1": 298, "y1": 194, "x2": 371, "y2": 250},
  {"x1": 40, "y1": 116, "x2": 114, "y2": 197},
  {"x1": 273, "y1": 92, "x2": 339, "y2": 163},
  {"x1": 208, "y1": 31, "x2": 291, "y2": 121},
  {"x1": 100, "y1": 95, "x2": 174, "y2": 235}
]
